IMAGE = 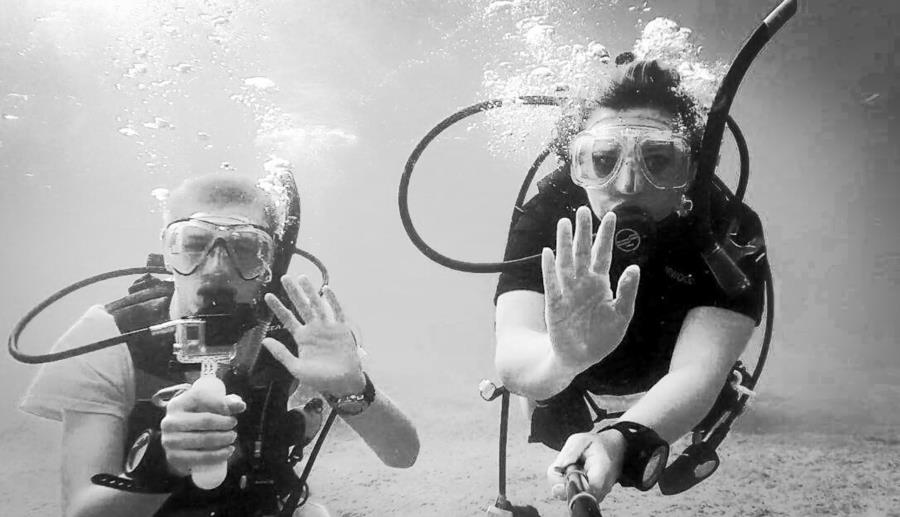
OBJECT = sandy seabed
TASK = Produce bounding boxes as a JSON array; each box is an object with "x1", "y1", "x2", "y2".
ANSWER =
[{"x1": 5, "y1": 390, "x2": 899, "y2": 517}]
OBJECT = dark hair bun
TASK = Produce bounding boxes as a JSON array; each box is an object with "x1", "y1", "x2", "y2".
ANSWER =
[
  {"x1": 619, "y1": 60, "x2": 682, "y2": 95},
  {"x1": 596, "y1": 59, "x2": 701, "y2": 150},
  {"x1": 615, "y1": 51, "x2": 636, "y2": 66}
]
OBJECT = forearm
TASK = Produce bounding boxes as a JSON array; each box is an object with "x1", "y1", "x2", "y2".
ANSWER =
[
  {"x1": 341, "y1": 390, "x2": 419, "y2": 468},
  {"x1": 621, "y1": 307, "x2": 755, "y2": 442},
  {"x1": 495, "y1": 328, "x2": 584, "y2": 401},
  {"x1": 66, "y1": 486, "x2": 168, "y2": 517},
  {"x1": 62, "y1": 411, "x2": 169, "y2": 517},
  {"x1": 618, "y1": 364, "x2": 725, "y2": 442}
]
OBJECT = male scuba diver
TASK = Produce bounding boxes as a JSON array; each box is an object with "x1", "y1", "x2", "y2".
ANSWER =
[
  {"x1": 493, "y1": 60, "x2": 767, "y2": 502},
  {"x1": 19, "y1": 173, "x2": 419, "y2": 517}
]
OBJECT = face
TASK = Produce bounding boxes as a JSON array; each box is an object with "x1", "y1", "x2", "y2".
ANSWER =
[
  {"x1": 573, "y1": 107, "x2": 694, "y2": 221},
  {"x1": 164, "y1": 201, "x2": 273, "y2": 318}
]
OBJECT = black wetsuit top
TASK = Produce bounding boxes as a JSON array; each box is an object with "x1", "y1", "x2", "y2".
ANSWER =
[{"x1": 495, "y1": 168, "x2": 766, "y2": 449}]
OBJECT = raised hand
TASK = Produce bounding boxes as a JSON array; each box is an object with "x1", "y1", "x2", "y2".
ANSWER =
[
  {"x1": 542, "y1": 206, "x2": 641, "y2": 371},
  {"x1": 262, "y1": 275, "x2": 366, "y2": 397}
]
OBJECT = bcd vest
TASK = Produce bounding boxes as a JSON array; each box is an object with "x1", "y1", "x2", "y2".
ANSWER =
[{"x1": 105, "y1": 274, "x2": 308, "y2": 517}]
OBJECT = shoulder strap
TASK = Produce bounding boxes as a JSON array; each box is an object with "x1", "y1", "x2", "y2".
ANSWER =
[{"x1": 104, "y1": 276, "x2": 179, "y2": 397}]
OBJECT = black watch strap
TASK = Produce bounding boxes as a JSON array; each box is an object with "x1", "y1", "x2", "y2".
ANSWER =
[
  {"x1": 92, "y1": 429, "x2": 185, "y2": 494},
  {"x1": 91, "y1": 472, "x2": 181, "y2": 494},
  {"x1": 599, "y1": 421, "x2": 669, "y2": 491}
]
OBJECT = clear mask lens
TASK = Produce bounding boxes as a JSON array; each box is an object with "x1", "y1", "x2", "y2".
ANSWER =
[
  {"x1": 570, "y1": 126, "x2": 691, "y2": 190},
  {"x1": 163, "y1": 220, "x2": 274, "y2": 280},
  {"x1": 638, "y1": 138, "x2": 691, "y2": 188}
]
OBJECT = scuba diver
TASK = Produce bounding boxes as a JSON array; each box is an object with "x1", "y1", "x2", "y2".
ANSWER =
[
  {"x1": 393, "y1": 3, "x2": 791, "y2": 513},
  {"x1": 492, "y1": 59, "x2": 768, "y2": 503},
  {"x1": 18, "y1": 173, "x2": 419, "y2": 517}
]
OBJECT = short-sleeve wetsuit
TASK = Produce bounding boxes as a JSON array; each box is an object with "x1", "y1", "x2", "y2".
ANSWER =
[{"x1": 495, "y1": 168, "x2": 766, "y2": 449}]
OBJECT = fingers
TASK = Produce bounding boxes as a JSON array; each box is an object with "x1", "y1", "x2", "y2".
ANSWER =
[
  {"x1": 583, "y1": 450, "x2": 616, "y2": 501},
  {"x1": 547, "y1": 434, "x2": 618, "y2": 503},
  {"x1": 541, "y1": 247, "x2": 562, "y2": 302},
  {"x1": 321, "y1": 286, "x2": 345, "y2": 323},
  {"x1": 572, "y1": 206, "x2": 593, "y2": 272},
  {"x1": 614, "y1": 264, "x2": 641, "y2": 318},
  {"x1": 161, "y1": 411, "x2": 238, "y2": 433},
  {"x1": 277, "y1": 275, "x2": 335, "y2": 324},
  {"x1": 547, "y1": 433, "x2": 591, "y2": 494},
  {"x1": 165, "y1": 446, "x2": 235, "y2": 476},
  {"x1": 555, "y1": 217, "x2": 574, "y2": 285},
  {"x1": 262, "y1": 337, "x2": 300, "y2": 377},
  {"x1": 162, "y1": 430, "x2": 237, "y2": 451},
  {"x1": 298, "y1": 276, "x2": 334, "y2": 322},
  {"x1": 281, "y1": 275, "x2": 316, "y2": 323},
  {"x1": 224, "y1": 394, "x2": 247, "y2": 415},
  {"x1": 265, "y1": 293, "x2": 302, "y2": 335},
  {"x1": 590, "y1": 211, "x2": 617, "y2": 276}
]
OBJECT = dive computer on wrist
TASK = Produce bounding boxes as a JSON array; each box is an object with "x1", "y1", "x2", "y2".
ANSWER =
[
  {"x1": 600, "y1": 421, "x2": 669, "y2": 491},
  {"x1": 323, "y1": 372, "x2": 375, "y2": 416}
]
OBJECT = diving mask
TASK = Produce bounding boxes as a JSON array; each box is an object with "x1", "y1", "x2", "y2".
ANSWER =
[
  {"x1": 570, "y1": 124, "x2": 693, "y2": 190},
  {"x1": 162, "y1": 214, "x2": 275, "y2": 281}
]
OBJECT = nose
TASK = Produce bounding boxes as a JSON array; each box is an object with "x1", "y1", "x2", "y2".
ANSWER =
[
  {"x1": 199, "y1": 240, "x2": 235, "y2": 274},
  {"x1": 613, "y1": 154, "x2": 646, "y2": 194}
]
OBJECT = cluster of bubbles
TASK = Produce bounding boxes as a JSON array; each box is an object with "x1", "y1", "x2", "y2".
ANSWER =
[
  {"x1": 475, "y1": 2, "x2": 614, "y2": 159},
  {"x1": 633, "y1": 17, "x2": 726, "y2": 129},
  {"x1": 231, "y1": 78, "x2": 358, "y2": 167},
  {"x1": 99, "y1": 1, "x2": 253, "y2": 171},
  {"x1": 257, "y1": 156, "x2": 294, "y2": 240},
  {"x1": 473, "y1": 0, "x2": 724, "y2": 160},
  {"x1": 150, "y1": 187, "x2": 171, "y2": 219}
]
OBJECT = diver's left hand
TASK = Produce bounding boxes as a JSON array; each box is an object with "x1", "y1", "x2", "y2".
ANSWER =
[
  {"x1": 262, "y1": 275, "x2": 366, "y2": 397},
  {"x1": 547, "y1": 430, "x2": 627, "y2": 503}
]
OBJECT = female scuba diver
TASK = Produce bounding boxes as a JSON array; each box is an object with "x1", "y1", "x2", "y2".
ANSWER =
[{"x1": 493, "y1": 59, "x2": 768, "y2": 502}]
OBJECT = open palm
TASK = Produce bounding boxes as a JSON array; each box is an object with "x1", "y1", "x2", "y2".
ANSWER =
[
  {"x1": 263, "y1": 275, "x2": 366, "y2": 397},
  {"x1": 543, "y1": 207, "x2": 641, "y2": 371}
]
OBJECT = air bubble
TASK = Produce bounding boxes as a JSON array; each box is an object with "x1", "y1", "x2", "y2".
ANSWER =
[
  {"x1": 244, "y1": 77, "x2": 276, "y2": 90},
  {"x1": 151, "y1": 188, "x2": 169, "y2": 201}
]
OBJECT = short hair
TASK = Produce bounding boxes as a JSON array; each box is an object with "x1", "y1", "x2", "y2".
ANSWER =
[
  {"x1": 165, "y1": 174, "x2": 279, "y2": 231},
  {"x1": 552, "y1": 59, "x2": 704, "y2": 160}
]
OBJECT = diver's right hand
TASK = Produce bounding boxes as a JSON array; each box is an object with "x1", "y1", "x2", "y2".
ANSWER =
[
  {"x1": 542, "y1": 207, "x2": 640, "y2": 372},
  {"x1": 159, "y1": 384, "x2": 246, "y2": 477}
]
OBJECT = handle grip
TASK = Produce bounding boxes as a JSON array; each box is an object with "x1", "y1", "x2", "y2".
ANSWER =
[{"x1": 189, "y1": 374, "x2": 228, "y2": 490}]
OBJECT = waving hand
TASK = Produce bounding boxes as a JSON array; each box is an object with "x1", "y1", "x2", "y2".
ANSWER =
[{"x1": 542, "y1": 206, "x2": 641, "y2": 371}]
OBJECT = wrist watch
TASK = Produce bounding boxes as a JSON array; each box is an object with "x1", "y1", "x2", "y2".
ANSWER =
[
  {"x1": 323, "y1": 372, "x2": 376, "y2": 416},
  {"x1": 599, "y1": 421, "x2": 669, "y2": 491}
]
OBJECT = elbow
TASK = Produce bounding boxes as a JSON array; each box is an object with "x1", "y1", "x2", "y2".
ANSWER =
[
  {"x1": 495, "y1": 367, "x2": 526, "y2": 397},
  {"x1": 493, "y1": 336, "x2": 522, "y2": 393},
  {"x1": 494, "y1": 354, "x2": 514, "y2": 389}
]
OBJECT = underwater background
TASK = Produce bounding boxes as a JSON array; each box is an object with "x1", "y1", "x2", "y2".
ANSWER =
[{"x1": 1, "y1": 1, "x2": 898, "y2": 514}]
